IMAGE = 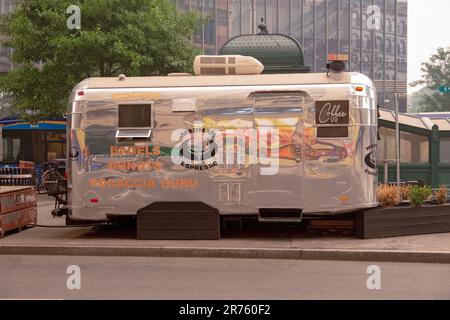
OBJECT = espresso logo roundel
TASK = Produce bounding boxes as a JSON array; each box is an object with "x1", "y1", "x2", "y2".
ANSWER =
[{"x1": 365, "y1": 151, "x2": 376, "y2": 170}]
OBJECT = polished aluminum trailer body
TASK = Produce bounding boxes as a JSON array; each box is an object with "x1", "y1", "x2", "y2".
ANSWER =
[{"x1": 67, "y1": 72, "x2": 378, "y2": 221}]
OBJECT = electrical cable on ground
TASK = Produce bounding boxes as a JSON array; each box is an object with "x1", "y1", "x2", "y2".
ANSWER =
[{"x1": 25, "y1": 223, "x2": 109, "y2": 228}]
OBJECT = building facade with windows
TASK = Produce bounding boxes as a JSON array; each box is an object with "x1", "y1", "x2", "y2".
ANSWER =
[
  {"x1": 0, "y1": 0, "x2": 15, "y2": 74},
  {"x1": 175, "y1": 0, "x2": 408, "y2": 112}
]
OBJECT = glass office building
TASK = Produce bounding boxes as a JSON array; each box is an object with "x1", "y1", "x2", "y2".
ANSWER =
[
  {"x1": 175, "y1": 0, "x2": 408, "y2": 112},
  {"x1": 0, "y1": 0, "x2": 15, "y2": 74}
]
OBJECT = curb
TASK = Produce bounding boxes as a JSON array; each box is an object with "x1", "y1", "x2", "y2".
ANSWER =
[{"x1": 1, "y1": 245, "x2": 450, "y2": 263}]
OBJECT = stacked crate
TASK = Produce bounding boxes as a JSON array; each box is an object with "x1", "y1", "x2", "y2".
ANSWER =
[
  {"x1": 0, "y1": 161, "x2": 35, "y2": 187},
  {"x1": 0, "y1": 186, "x2": 37, "y2": 238}
]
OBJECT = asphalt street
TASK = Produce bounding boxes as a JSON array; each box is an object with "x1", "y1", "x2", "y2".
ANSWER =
[{"x1": 0, "y1": 255, "x2": 449, "y2": 300}]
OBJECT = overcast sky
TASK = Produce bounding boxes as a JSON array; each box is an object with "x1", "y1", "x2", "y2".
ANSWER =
[{"x1": 408, "y1": 0, "x2": 450, "y2": 93}]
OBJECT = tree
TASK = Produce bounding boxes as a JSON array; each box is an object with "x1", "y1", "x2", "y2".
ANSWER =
[
  {"x1": 0, "y1": 0, "x2": 202, "y2": 121},
  {"x1": 407, "y1": 87, "x2": 433, "y2": 113},
  {"x1": 411, "y1": 47, "x2": 450, "y2": 112}
]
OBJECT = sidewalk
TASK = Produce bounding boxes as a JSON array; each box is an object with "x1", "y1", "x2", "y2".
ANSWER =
[{"x1": 0, "y1": 195, "x2": 450, "y2": 263}]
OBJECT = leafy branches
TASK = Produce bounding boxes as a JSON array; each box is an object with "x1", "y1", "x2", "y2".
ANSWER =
[{"x1": 410, "y1": 47, "x2": 450, "y2": 112}]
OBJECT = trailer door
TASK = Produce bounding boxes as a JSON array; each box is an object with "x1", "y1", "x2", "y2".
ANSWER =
[{"x1": 252, "y1": 92, "x2": 308, "y2": 209}]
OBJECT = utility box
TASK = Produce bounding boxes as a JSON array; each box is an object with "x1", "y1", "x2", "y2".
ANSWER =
[{"x1": 137, "y1": 202, "x2": 220, "y2": 240}]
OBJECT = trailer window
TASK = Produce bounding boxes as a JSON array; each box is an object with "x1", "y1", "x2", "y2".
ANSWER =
[
  {"x1": 116, "y1": 104, "x2": 153, "y2": 140},
  {"x1": 118, "y1": 104, "x2": 152, "y2": 128}
]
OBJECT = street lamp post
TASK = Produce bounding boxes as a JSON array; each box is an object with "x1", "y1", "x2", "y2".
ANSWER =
[{"x1": 395, "y1": 93, "x2": 401, "y2": 192}]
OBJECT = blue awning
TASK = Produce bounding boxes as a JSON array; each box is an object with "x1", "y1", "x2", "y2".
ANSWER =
[{"x1": 1, "y1": 122, "x2": 66, "y2": 131}]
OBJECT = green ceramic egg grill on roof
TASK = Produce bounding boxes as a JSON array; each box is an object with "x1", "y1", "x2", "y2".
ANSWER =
[{"x1": 219, "y1": 19, "x2": 310, "y2": 74}]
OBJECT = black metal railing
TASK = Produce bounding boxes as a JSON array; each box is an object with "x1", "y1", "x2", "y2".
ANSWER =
[{"x1": 0, "y1": 167, "x2": 35, "y2": 186}]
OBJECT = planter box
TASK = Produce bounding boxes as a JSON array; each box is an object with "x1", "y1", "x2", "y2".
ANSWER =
[{"x1": 356, "y1": 204, "x2": 450, "y2": 239}]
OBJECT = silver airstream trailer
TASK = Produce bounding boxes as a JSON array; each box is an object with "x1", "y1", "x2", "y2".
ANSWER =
[{"x1": 66, "y1": 55, "x2": 378, "y2": 223}]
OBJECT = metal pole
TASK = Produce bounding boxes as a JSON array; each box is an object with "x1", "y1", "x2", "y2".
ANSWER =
[
  {"x1": 395, "y1": 93, "x2": 401, "y2": 190},
  {"x1": 383, "y1": 161, "x2": 388, "y2": 184}
]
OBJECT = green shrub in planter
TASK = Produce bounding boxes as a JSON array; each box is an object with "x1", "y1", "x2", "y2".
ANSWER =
[{"x1": 409, "y1": 185, "x2": 432, "y2": 207}]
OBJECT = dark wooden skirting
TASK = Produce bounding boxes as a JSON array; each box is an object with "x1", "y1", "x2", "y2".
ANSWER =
[
  {"x1": 137, "y1": 202, "x2": 220, "y2": 240},
  {"x1": 356, "y1": 204, "x2": 450, "y2": 239}
]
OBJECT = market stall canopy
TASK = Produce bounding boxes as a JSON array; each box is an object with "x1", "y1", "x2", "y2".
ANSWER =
[
  {"x1": 0, "y1": 117, "x2": 66, "y2": 131},
  {"x1": 379, "y1": 108, "x2": 450, "y2": 132}
]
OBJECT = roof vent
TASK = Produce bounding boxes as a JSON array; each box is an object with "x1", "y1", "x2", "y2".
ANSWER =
[{"x1": 193, "y1": 55, "x2": 264, "y2": 76}]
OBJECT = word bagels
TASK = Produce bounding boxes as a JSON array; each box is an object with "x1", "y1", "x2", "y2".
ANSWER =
[{"x1": 110, "y1": 145, "x2": 160, "y2": 157}]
